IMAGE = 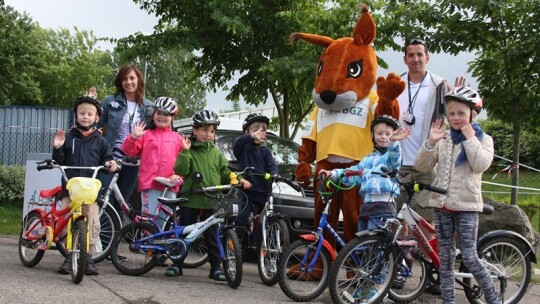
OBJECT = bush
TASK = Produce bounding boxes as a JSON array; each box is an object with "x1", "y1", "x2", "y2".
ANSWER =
[{"x1": 0, "y1": 165, "x2": 25, "y2": 206}]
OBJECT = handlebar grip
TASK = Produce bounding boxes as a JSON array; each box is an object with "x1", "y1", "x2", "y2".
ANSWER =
[
  {"x1": 36, "y1": 164, "x2": 49, "y2": 171},
  {"x1": 343, "y1": 170, "x2": 363, "y2": 177},
  {"x1": 418, "y1": 184, "x2": 447, "y2": 195}
]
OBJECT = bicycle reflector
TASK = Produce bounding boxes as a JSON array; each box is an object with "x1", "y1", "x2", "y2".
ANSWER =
[{"x1": 66, "y1": 177, "x2": 102, "y2": 207}]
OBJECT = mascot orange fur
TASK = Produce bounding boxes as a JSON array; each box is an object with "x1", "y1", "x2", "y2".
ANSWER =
[{"x1": 291, "y1": 4, "x2": 404, "y2": 257}]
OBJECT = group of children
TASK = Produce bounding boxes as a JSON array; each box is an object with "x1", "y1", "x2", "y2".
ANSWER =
[{"x1": 53, "y1": 84, "x2": 499, "y2": 303}]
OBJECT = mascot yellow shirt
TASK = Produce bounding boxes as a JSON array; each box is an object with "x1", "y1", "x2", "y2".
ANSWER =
[{"x1": 302, "y1": 90, "x2": 378, "y2": 162}]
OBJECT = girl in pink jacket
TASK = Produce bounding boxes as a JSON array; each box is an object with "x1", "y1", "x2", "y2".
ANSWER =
[{"x1": 122, "y1": 97, "x2": 185, "y2": 229}]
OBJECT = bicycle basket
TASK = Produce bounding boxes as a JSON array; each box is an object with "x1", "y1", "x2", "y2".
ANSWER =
[
  {"x1": 66, "y1": 177, "x2": 102, "y2": 209},
  {"x1": 211, "y1": 187, "x2": 241, "y2": 217}
]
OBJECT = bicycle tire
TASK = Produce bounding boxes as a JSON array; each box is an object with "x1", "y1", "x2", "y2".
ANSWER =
[
  {"x1": 257, "y1": 217, "x2": 289, "y2": 286},
  {"x1": 328, "y1": 235, "x2": 399, "y2": 304},
  {"x1": 70, "y1": 218, "x2": 87, "y2": 284},
  {"x1": 165, "y1": 216, "x2": 208, "y2": 268},
  {"x1": 387, "y1": 248, "x2": 429, "y2": 303},
  {"x1": 56, "y1": 204, "x2": 120, "y2": 263},
  {"x1": 111, "y1": 222, "x2": 159, "y2": 276},
  {"x1": 277, "y1": 239, "x2": 332, "y2": 302},
  {"x1": 18, "y1": 211, "x2": 46, "y2": 267},
  {"x1": 462, "y1": 236, "x2": 531, "y2": 304},
  {"x1": 221, "y1": 228, "x2": 243, "y2": 288}
]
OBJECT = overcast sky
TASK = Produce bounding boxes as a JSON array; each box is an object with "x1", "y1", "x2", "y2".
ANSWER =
[{"x1": 5, "y1": 0, "x2": 478, "y2": 112}]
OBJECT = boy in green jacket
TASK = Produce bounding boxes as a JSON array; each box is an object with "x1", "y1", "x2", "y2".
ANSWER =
[{"x1": 166, "y1": 109, "x2": 251, "y2": 280}]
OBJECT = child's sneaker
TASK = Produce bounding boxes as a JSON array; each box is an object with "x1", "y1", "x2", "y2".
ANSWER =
[{"x1": 165, "y1": 265, "x2": 183, "y2": 277}]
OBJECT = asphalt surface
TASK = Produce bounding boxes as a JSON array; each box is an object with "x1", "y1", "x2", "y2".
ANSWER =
[{"x1": 2, "y1": 235, "x2": 539, "y2": 303}]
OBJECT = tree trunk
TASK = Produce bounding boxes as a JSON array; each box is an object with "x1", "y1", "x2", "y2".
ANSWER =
[{"x1": 510, "y1": 99, "x2": 521, "y2": 205}]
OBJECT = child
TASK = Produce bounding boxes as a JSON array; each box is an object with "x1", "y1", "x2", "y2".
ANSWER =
[
  {"x1": 320, "y1": 114, "x2": 410, "y2": 300},
  {"x1": 52, "y1": 96, "x2": 117, "y2": 275},
  {"x1": 233, "y1": 113, "x2": 278, "y2": 247},
  {"x1": 121, "y1": 97, "x2": 184, "y2": 230},
  {"x1": 167, "y1": 109, "x2": 251, "y2": 280},
  {"x1": 414, "y1": 86, "x2": 500, "y2": 304}
]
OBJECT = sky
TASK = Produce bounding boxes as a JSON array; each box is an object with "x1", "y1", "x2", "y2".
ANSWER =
[{"x1": 5, "y1": 0, "x2": 478, "y2": 113}]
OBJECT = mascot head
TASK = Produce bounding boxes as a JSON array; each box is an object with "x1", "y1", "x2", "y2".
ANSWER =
[{"x1": 290, "y1": 4, "x2": 377, "y2": 111}]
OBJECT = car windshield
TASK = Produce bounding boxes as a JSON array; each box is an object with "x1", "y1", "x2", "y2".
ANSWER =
[{"x1": 215, "y1": 132, "x2": 299, "y2": 166}]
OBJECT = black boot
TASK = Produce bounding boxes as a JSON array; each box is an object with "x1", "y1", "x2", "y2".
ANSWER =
[
  {"x1": 85, "y1": 253, "x2": 99, "y2": 275},
  {"x1": 58, "y1": 256, "x2": 71, "y2": 274}
]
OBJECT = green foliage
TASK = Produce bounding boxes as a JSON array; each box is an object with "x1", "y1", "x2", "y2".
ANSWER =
[
  {"x1": 0, "y1": 165, "x2": 25, "y2": 206},
  {"x1": 125, "y1": 0, "x2": 364, "y2": 139},
  {"x1": 0, "y1": 204, "x2": 22, "y2": 235}
]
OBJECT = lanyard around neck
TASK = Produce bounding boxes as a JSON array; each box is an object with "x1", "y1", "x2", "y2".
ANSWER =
[{"x1": 407, "y1": 72, "x2": 427, "y2": 114}]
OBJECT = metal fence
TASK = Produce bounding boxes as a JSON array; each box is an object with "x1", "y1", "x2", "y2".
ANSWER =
[{"x1": 0, "y1": 106, "x2": 72, "y2": 165}]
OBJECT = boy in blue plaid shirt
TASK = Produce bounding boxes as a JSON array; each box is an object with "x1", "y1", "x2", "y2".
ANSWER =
[
  {"x1": 320, "y1": 114, "x2": 410, "y2": 301},
  {"x1": 320, "y1": 115, "x2": 409, "y2": 231}
]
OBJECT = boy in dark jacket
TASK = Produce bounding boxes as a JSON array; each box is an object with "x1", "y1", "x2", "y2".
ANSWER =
[
  {"x1": 233, "y1": 114, "x2": 278, "y2": 247},
  {"x1": 52, "y1": 96, "x2": 117, "y2": 275}
]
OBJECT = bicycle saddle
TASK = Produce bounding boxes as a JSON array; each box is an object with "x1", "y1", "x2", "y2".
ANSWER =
[{"x1": 482, "y1": 204, "x2": 494, "y2": 215}]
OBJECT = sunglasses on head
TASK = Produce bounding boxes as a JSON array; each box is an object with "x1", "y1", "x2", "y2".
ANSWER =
[{"x1": 404, "y1": 38, "x2": 429, "y2": 53}]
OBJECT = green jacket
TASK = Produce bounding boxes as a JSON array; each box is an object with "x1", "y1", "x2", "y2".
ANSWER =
[{"x1": 174, "y1": 140, "x2": 232, "y2": 209}]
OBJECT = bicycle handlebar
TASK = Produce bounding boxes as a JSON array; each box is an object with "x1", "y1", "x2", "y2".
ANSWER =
[
  {"x1": 380, "y1": 166, "x2": 447, "y2": 195},
  {"x1": 234, "y1": 166, "x2": 302, "y2": 192},
  {"x1": 36, "y1": 159, "x2": 107, "y2": 181}
]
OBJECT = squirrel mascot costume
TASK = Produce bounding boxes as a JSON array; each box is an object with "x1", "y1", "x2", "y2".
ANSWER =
[{"x1": 292, "y1": 4, "x2": 404, "y2": 259}]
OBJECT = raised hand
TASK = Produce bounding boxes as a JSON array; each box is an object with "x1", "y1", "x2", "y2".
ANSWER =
[
  {"x1": 427, "y1": 119, "x2": 446, "y2": 147},
  {"x1": 86, "y1": 87, "x2": 97, "y2": 99},
  {"x1": 53, "y1": 129, "x2": 66, "y2": 149},
  {"x1": 181, "y1": 134, "x2": 191, "y2": 150},
  {"x1": 251, "y1": 128, "x2": 267, "y2": 143},
  {"x1": 390, "y1": 128, "x2": 412, "y2": 142},
  {"x1": 131, "y1": 122, "x2": 146, "y2": 139}
]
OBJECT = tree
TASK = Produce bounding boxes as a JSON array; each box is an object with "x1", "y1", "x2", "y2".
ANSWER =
[
  {"x1": 0, "y1": 3, "x2": 44, "y2": 105},
  {"x1": 376, "y1": 0, "x2": 540, "y2": 205},
  {"x1": 121, "y1": 0, "x2": 367, "y2": 140}
]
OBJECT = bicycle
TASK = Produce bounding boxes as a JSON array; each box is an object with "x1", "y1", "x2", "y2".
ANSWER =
[
  {"x1": 234, "y1": 167, "x2": 302, "y2": 286},
  {"x1": 277, "y1": 170, "x2": 361, "y2": 302},
  {"x1": 19, "y1": 160, "x2": 104, "y2": 284},
  {"x1": 328, "y1": 167, "x2": 535, "y2": 304},
  {"x1": 98, "y1": 157, "x2": 206, "y2": 268},
  {"x1": 109, "y1": 171, "x2": 245, "y2": 288}
]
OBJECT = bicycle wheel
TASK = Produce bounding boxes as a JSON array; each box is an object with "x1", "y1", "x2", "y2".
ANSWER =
[
  {"x1": 329, "y1": 235, "x2": 398, "y2": 304},
  {"x1": 388, "y1": 248, "x2": 429, "y2": 303},
  {"x1": 111, "y1": 222, "x2": 159, "y2": 276},
  {"x1": 462, "y1": 236, "x2": 531, "y2": 304},
  {"x1": 221, "y1": 228, "x2": 243, "y2": 288},
  {"x1": 278, "y1": 239, "x2": 332, "y2": 302},
  {"x1": 165, "y1": 216, "x2": 208, "y2": 268},
  {"x1": 93, "y1": 205, "x2": 121, "y2": 263},
  {"x1": 18, "y1": 211, "x2": 46, "y2": 267},
  {"x1": 257, "y1": 217, "x2": 289, "y2": 286},
  {"x1": 70, "y1": 218, "x2": 87, "y2": 284}
]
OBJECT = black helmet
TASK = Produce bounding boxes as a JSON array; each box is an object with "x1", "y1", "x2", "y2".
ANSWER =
[
  {"x1": 191, "y1": 109, "x2": 220, "y2": 126},
  {"x1": 444, "y1": 86, "x2": 483, "y2": 114},
  {"x1": 370, "y1": 115, "x2": 399, "y2": 132},
  {"x1": 154, "y1": 97, "x2": 178, "y2": 115},
  {"x1": 242, "y1": 113, "x2": 270, "y2": 131},
  {"x1": 73, "y1": 96, "x2": 103, "y2": 117}
]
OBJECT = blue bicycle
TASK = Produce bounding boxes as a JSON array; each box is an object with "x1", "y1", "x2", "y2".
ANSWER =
[
  {"x1": 277, "y1": 170, "x2": 361, "y2": 301},
  {"x1": 110, "y1": 171, "x2": 244, "y2": 288}
]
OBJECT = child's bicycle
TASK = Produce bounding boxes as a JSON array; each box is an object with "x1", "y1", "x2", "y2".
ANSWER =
[
  {"x1": 97, "y1": 157, "x2": 206, "y2": 268},
  {"x1": 19, "y1": 160, "x2": 105, "y2": 284},
  {"x1": 277, "y1": 170, "x2": 361, "y2": 302},
  {"x1": 109, "y1": 170, "x2": 246, "y2": 288},
  {"x1": 235, "y1": 167, "x2": 302, "y2": 286},
  {"x1": 328, "y1": 167, "x2": 535, "y2": 304}
]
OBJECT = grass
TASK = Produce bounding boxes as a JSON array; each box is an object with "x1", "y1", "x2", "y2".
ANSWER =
[{"x1": 0, "y1": 203, "x2": 22, "y2": 235}]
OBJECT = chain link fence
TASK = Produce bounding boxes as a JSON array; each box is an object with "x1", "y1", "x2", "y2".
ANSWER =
[{"x1": 0, "y1": 106, "x2": 72, "y2": 166}]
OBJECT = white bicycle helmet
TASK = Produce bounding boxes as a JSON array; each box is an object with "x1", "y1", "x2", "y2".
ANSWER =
[
  {"x1": 191, "y1": 109, "x2": 221, "y2": 126},
  {"x1": 444, "y1": 86, "x2": 483, "y2": 114},
  {"x1": 154, "y1": 97, "x2": 178, "y2": 115}
]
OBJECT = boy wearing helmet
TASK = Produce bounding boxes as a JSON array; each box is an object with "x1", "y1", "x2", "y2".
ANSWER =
[
  {"x1": 233, "y1": 113, "x2": 279, "y2": 250},
  {"x1": 52, "y1": 96, "x2": 117, "y2": 275},
  {"x1": 414, "y1": 87, "x2": 500, "y2": 304},
  {"x1": 122, "y1": 97, "x2": 184, "y2": 230},
  {"x1": 320, "y1": 115, "x2": 410, "y2": 299},
  {"x1": 168, "y1": 109, "x2": 251, "y2": 280}
]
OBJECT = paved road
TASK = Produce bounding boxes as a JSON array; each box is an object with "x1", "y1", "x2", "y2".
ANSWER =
[{"x1": 1, "y1": 235, "x2": 538, "y2": 303}]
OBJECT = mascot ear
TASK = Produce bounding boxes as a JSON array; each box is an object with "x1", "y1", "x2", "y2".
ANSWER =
[
  {"x1": 289, "y1": 32, "x2": 334, "y2": 48},
  {"x1": 353, "y1": 4, "x2": 375, "y2": 46}
]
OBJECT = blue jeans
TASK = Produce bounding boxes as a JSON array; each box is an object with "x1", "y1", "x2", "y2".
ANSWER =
[{"x1": 358, "y1": 212, "x2": 395, "y2": 285}]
